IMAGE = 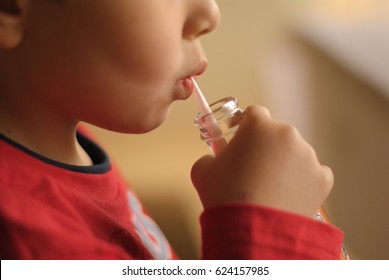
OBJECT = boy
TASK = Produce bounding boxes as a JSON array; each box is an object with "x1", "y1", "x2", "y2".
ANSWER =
[{"x1": 0, "y1": 0, "x2": 343, "y2": 259}]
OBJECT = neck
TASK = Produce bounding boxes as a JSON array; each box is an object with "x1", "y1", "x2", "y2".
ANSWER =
[
  {"x1": 0, "y1": 121, "x2": 93, "y2": 167},
  {"x1": 0, "y1": 60, "x2": 93, "y2": 166},
  {"x1": 0, "y1": 100, "x2": 93, "y2": 167}
]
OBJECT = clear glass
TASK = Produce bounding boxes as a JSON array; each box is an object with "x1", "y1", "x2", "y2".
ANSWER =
[
  {"x1": 194, "y1": 96, "x2": 349, "y2": 260},
  {"x1": 194, "y1": 97, "x2": 243, "y2": 154}
]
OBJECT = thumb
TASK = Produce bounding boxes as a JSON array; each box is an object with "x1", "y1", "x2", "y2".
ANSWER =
[{"x1": 191, "y1": 154, "x2": 214, "y2": 191}]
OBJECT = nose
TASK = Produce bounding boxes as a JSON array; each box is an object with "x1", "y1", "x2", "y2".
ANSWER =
[{"x1": 183, "y1": 0, "x2": 220, "y2": 39}]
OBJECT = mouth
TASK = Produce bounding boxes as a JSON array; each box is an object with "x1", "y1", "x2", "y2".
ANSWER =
[
  {"x1": 175, "y1": 77, "x2": 194, "y2": 101},
  {"x1": 175, "y1": 61, "x2": 208, "y2": 100}
]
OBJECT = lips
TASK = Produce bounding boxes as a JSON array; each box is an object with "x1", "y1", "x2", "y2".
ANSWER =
[
  {"x1": 175, "y1": 61, "x2": 208, "y2": 100},
  {"x1": 182, "y1": 76, "x2": 194, "y2": 95},
  {"x1": 174, "y1": 77, "x2": 194, "y2": 100},
  {"x1": 194, "y1": 61, "x2": 208, "y2": 77}
]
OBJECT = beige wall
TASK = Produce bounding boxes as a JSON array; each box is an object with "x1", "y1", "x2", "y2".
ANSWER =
[{"x1": 296, "y1": 39, "x2": 389, "y2": 260}]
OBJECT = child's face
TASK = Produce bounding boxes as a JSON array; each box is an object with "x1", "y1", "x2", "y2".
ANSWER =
[{"x1": 20, "y1": 0, "x2": 220, "y2": 133}]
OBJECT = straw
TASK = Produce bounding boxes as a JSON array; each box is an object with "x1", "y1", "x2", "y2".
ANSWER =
[
  {"x1": 191, "y1": 77, "x2": 213, "y2": 116},
  {"x1": 191, "y1": 77, "x2": 227, "y2": 154}
]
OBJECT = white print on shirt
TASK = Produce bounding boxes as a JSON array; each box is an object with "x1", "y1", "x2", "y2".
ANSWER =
[{"x1": 127, "y1": 192, "x2": 173, "y2": 260}]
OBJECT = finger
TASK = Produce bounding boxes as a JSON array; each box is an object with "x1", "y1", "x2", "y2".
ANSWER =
[
  {"x1": 320, "y1": 164, "x2": 334, "y2": 195},
  {"x1": 191, "y1": 154, "x2": 214, "y2": 189},
  {"x1": 244, "y1": 105, "x2": 272, "y2": 120}
]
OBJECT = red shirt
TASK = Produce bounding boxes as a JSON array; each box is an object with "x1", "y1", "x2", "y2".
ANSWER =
[{"x1": 0, "y1": 132, "x2": 344, "y2": 260}]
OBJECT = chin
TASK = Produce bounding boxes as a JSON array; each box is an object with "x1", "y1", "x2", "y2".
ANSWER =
[
  {"x1": 89, "y1": 103, "x2": 172, "y2": 135},
  {"x1": 100, "y1": 114, "x2": 168, "y2": 135}
]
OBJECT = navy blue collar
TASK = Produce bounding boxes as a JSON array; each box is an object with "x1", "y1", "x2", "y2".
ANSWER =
[{"x1": 0, "y1": 131, "x2": 111, "y2": 174}]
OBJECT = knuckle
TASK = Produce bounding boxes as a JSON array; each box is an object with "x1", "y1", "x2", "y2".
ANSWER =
[
  {"x1": 191, "y1": 155, "x2": 212, "y2": 186},
  {"x1": 240, "y1": 106, "x2": 272, "y2": 133},
  {"x1": 306, "y1": 144, "x2": 318, "y2": 161},
  {"x1": 279, "y1": 124, "x2": 300, "y2": 142},
  {"x1": 244, "y1": 105, "x2": 271, "y2": 121},
  {"x1": 319, "y1": 165, "x2": 334, "y2": 193}
]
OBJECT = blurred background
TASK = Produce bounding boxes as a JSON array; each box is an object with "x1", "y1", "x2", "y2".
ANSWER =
[{"x1": 87, "y1": 0, "x2": 389, "y2": 259}]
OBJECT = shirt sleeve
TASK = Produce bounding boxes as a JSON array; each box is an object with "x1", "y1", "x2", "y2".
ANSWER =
[{"x1": 200, "y1": 203, "x2": 344, "y2": 260}]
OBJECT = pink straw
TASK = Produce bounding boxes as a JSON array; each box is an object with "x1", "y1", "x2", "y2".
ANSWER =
[{"x1": 191, "y1": 77, "x2": 227, "y2": 153}]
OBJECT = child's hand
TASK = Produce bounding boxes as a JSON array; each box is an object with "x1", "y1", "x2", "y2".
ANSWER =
[{"x1": 191, "y1": 105, "x2": 334, "y2": 218}]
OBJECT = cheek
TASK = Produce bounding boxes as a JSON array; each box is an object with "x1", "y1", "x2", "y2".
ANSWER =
[
  {"x1": 115, "y1": 33, "x2": 183, "y2": 87},
  {"x1": 71, "y1": 66, "x2": 175, "y2": 134},
  {"x1": 23, "y1": 2, "x2": 182, "y2": 133},
  {"x1": 98, "y1": 10, "x2": 183, "y2": 85}
]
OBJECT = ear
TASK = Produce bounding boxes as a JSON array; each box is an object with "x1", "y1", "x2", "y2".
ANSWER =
[{"x1": 0, "y1": 0, "x2": 29, "y2": 49}]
